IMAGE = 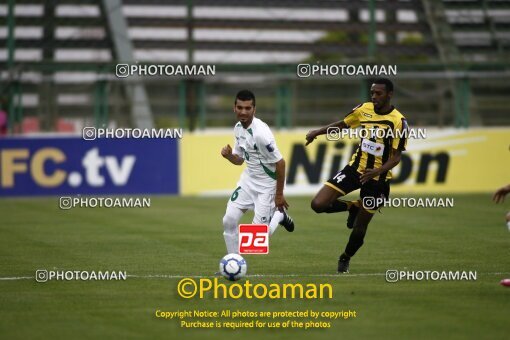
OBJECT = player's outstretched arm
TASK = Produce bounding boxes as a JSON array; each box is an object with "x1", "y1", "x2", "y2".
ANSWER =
[
  {"x1": 493, "y1": 184, "x2": 510, "y2": 203},
  {"x1": 275, "y1": 158, "x2": 289, "y2": 212},
  {"x1": 360, "y1": 148, "x2": 402, "y2": 184},
  {"x1": 221, "y1": 144, "x2": 244, "y2": 165},
  {"x1": 305, "y1": 120, "x2": 348, "y2": 145}
]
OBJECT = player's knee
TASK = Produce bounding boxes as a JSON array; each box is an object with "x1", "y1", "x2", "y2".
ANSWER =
[
  {"x1": 310, "y1": 198, "x2": 326, "y2": 213},
  {"x1": 354, "y1": 209, "x2": 373, "y2": 229},
  {"x1": 222, "y1": 214, "x2": 237, "y2": 229}
]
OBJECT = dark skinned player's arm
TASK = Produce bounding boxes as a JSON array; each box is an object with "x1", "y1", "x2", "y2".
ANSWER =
[
  {"x1": 360, "y1": 149, "x2": 402, "y2": 184},
  {"x1": 305, "y1": 121, "x2": 348, "y2": 145}
]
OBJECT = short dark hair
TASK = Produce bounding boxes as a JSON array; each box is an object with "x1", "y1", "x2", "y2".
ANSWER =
[
  {"x1": 373, "y1": 78, "x2": 394, "y2": 92},
  {"x1": 235, "y1": 90, "x2": 256, "y2": 106}
]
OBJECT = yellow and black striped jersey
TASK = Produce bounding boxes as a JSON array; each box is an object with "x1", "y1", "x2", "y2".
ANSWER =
[{"x1": 343, "y1": 102, "x2": 408, "y2": 181}]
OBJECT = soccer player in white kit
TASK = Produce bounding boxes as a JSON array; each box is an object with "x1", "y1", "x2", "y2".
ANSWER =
[{"x1": 221, "y1": 90, "x2": 295, "y2": 254}]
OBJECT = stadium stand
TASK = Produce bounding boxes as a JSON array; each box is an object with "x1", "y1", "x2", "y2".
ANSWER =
[{"x1": 0, "y1": 0, "x2": 509, "y2": 132}]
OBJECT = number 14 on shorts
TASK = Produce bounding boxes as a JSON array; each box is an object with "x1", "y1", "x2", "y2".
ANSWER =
[
  {"x1": 333, "y1": 172, "x2": 346, "y2": 183},
  {"x1": 239, "y1": 224, "x2": 269, "y2": 254}
]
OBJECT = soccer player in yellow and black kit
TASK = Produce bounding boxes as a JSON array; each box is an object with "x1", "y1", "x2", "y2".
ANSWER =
[{"x1": 305, "y1": 78, "x2": 408, "y2": 273}]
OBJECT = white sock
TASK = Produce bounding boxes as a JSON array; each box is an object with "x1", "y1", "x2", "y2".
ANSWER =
[
  {"x1": 269, "y1": 210, "x2": 284, "y2": 236},
  {"x1": 507, "y1": 221, "x2": 510, "y2": 232},
  {"x1": 222, "y1": 205, "x2": 244, "y2": 254}
]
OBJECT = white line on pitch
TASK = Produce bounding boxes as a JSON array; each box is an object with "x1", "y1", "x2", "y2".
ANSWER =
[
  {"x1": 0, "y1": 276, "x2": 33, "y2": 281},
  {"x1": 127, "y1": 272, "x2": 510, "y2": 279},
  {"x1": 1, "y1": 272, "x2": 508, "y2": 281}
]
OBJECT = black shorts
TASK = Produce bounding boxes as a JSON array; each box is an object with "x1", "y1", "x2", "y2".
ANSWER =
[{"x1": 325, "y1": 165, "x2": 390, "y2": 212}]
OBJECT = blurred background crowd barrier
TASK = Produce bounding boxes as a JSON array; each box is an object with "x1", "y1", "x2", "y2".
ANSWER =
[{"x1": 1, "y1": 0, "x2": 510, "y2": 134}]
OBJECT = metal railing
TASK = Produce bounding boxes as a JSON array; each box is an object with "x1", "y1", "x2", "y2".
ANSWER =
[{"x1": 2, "y1": 63, "x2": 510, "y2": 134}]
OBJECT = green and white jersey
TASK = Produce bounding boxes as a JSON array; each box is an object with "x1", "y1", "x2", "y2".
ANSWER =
[{"x1": 232, "y1": 117, "x2": 283, "y2": 194}]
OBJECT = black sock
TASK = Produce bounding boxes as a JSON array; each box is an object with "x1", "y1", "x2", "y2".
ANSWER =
[
  {"x1": 324, "y1": 200, "x2": 349, "y2": 213},
  {"x1": 339, "y1": 252, "x2": 350, "y2": 261},
  {"x1": 344, "y1": 228, "x2": 366, "y2": 257}
]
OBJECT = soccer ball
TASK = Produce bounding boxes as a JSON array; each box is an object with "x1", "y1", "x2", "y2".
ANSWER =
[{"x1": 219, "y1": 253, "x2": 247, "y2": 281}]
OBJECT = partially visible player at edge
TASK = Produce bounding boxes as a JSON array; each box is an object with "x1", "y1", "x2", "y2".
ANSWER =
[
  {"x1": 493, "y1": 183, "x2": 510, "y2": 287},
  {"x1": 221, "y1": 90, "x2": 294, "y2": 254},
  {"x1": 305, "y1": 78, "x2": 408, "y2": 273}
]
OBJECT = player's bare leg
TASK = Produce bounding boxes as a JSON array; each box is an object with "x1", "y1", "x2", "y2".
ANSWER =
[
  {"x1": 338, "y1": 208, "x2": 374, "y2": 273},
  {"x1": 311, "y1": 186, "x2": 359, "y2": 227},
  {"x1": 310, "y1": 185, "x2": 343, "y2": 213}
]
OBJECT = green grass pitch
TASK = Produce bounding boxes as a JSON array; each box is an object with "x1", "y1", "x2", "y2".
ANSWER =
[{"x1": 0, "y1": 194, "x2": 509, "y2": 339}]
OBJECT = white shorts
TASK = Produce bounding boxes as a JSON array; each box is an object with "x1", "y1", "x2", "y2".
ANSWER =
[{"x1": 227, "y1": 177, "x2": 276, "y2": 225}]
